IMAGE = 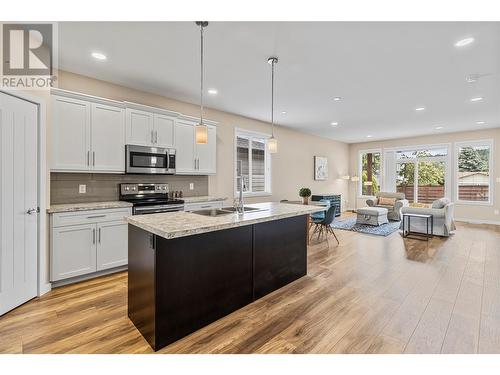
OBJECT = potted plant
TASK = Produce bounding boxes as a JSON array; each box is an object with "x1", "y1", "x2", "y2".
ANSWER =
[{"x1": 299, "y1": 188, "x2": 312, "y2": 205}]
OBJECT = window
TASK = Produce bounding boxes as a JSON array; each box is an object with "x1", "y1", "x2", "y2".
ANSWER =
[
  {"x1": 393, "y1": 146, "x2": 448, "y2": 204},
  {"x1": 359, "y1": 150, "x2": 381, "y2": 196},
  {"x1": 235, "y1": 129, "x2": 271, "y2": 196},
  {"x1": 456, "y1": 140, "x2": 493, "y2": 204}
]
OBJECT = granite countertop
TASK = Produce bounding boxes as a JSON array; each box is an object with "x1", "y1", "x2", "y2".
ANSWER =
[
  {"x1": 47, "y1": 201, "x2": 133, "y2": 213},
  {"x1": 126, "y1": 202, "x2": 323, "y2": 239},
  {"x1": 182, "y1": 196, "x2": 227, "y2": 204}
]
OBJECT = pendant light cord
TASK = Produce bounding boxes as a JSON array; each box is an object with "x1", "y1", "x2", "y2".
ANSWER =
[
  {"x1": 200, "y1": 23, "x2": 204, "y2": 126},
  {"x1": 271, "y1": 59, "x2": 274, "y2": 137}
]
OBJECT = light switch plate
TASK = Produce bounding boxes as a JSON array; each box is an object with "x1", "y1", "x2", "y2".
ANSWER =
[
  {"x1": 494, "y1": 209, "x2": 499, "y2": 216},
  {"x1": 79, "y1": 184, "x2": 86, "y2": 194},
  {"x1": 496, "y1": 177, "x2": 500, "y2": 183},
  {"x1": 189, "y1": 183, "x2": 194, "y2": 190}
]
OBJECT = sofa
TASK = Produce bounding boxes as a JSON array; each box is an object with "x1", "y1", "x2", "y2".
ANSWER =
[
  {"x1": 366, "y1": 192, "x2": 409, "y2": 221},
  {"x1": 400, "y1": 198, "x2": 456, "y2": 237}
]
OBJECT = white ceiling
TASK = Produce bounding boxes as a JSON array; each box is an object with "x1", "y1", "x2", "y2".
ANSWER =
[{"x1": 58, "y1": 22, "x2": 500, "y2": 143}]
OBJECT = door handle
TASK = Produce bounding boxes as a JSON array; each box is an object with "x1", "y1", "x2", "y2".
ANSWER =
[
  {"x1": 93, "y1": 151, "x2": 96, "y2": 166},
  {"x1": 26, "y1": 207, "x2": 39, "y2": 215},
  {"x1": 155, "y1": 130, "x2": 158, "y2": 144},
  {"x1": 87, "y1": 151, "x2": 90, "y2": 166},
  {"x1": 151, "y1": 130, "x2": 154, "y2": 144},
  {"x1": 98, "y1": 227, "x2": 101, "y2": 243},
  {"x1": 92, "y1": 228, "x2": 96, "y2": 244}
]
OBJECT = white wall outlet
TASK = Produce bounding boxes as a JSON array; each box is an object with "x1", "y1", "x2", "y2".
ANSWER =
[
  {"x1": 496, "y1": 177, "x2": 500, "y2": 183},
  {"x1": 494, "y1": 209, "x2": 499, "y2": 216},
  {"x1": 79, "y1": 184, "x2": 86, "y2": 194},
  {"x1": 189, "y1": 183, "x2": 194, "y2": 190}
]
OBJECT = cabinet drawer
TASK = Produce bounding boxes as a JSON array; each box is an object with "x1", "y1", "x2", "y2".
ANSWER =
[{"x1": 52, "y1": 208, "x2": 132, "y2": 227}]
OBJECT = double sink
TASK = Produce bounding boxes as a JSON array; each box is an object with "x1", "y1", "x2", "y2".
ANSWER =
[{"x1": 192, "y1": 206, "x2": 266, "y2": 217}]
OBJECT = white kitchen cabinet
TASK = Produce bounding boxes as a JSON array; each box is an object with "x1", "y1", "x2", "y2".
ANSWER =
[
  {"x1": 51, "y1": 223, "x2": 97, "y2": 281},
  {"x1": 50, "y1": 207, "x2": 131, "y2": 283},
  {"x1": 175, "y1": 119, "x2": 217, "y2": 175},
  {"x1": 125, "y1": 104, "x2": 177, "y2": 148},
  {"x1": 125, "y1": 108, "x2": 154, "y2": 146},
  {"x1": 97, "y1": 221, "x2": 128, "y2": 271},
  {"x1": 51, "y1": 90, "x2": 126, "y2": 173},
  {"x1": 175, "y1": 120, "x2": 196, "y2": 173},
  {"x1": 154, "y1": 113, "x2": 175, "y2": 148},
  {"x1": 91, "y1": 103, "x2": 125, "y2": 172},
  {"x1": 51, "y1": 95, "x2": 91, "y2": 171}
]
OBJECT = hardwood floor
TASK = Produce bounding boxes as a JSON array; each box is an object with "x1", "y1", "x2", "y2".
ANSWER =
[{"x1": 1, "y1": 219, "x2": 500, "y2": 354}]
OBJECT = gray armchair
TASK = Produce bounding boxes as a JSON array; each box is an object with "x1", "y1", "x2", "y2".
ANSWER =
[
  {"x1": 366, "y1": 192, "x2": 409, "y2": 221},
  {"x1": 400, "y1": 198, "x2": 456, "y2": 237}
]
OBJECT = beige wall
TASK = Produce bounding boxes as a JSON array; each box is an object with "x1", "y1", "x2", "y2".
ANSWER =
[
  {"x1": 56, "y1": 70, "x2": 350, "y2": 206},
  {"x1": 348, "y1": 128, "x2": 500, "y2": 223}
]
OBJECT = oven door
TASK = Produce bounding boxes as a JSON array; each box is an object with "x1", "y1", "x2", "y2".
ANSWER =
[
  {"x1": 133, "y1": 204, "x2": 185, "y2": 215},
  {"x1": 126, "y1": 145, "x2": 170, "y2": 174}
]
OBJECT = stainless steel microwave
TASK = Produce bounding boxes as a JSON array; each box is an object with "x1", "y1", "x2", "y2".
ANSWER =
[{"x1": 125, "y1": 145, "x2": 176, "y2": 174}]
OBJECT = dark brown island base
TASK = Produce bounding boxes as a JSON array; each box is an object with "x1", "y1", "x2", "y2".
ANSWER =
[{"x1": 126, "y1": 202, "x2": 323, "y2": 351}]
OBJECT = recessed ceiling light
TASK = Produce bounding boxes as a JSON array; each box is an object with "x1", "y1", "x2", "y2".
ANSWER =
[
  {"x1": 331, "y1": 122, "x2": 338, "y2": 126},
  {"x1": 207, "y1": 89, "x2": 218, "y2": 95},
  {"x1": 91, "y1": 52, "x2": 107, "y2": 60},
  {"x1": 333, "y1": 97, "x2": 342, "y2": 101},
  {"x1": 470, "y1": 97, "x2": 483, "y2": 102},
  {"x1": 455, "y1": 37, "x2": 474, "y2": 47},
  {"x1": 366, "y1": 135, "x2": 373, "y2": 138},
  {"x1": 476, "y1": 121, "x2": 485, "y2": 125},
  {"x1": 435, "y1": 126, "x2": 444, "y2": 130},
  {"x1": 281, "y1": 111, "x2": 287, "y2": 114},
  {"x1": 415, "y1": 107, "x2": 426, "y2": 111}
]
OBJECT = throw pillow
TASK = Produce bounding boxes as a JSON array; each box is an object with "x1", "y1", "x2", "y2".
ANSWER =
[
  {"x1": 378, "y1": 197, "x2": 396, "y2": 206},
  {"x1": 432, "y1": 198, "x2": 450, "y2": 209}
]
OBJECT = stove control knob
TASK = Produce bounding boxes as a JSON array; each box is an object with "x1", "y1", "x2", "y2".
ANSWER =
[
  {"x1": 132, "y1": 186, "x2": 136, "y2": 191},
  {"x1": 125, "y1": 186, "x2": 130, "y2": 191}
]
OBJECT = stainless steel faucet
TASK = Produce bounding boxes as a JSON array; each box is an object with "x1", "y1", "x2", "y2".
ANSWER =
[{"x1": 235, "y1": 160, "x2": 245, "y2": 214}]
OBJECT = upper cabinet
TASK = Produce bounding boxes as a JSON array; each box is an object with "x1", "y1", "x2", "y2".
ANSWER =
[
  {"x1": 125, "y1": 103, "x2": 176, "y2": 148},
  {"x1": 50, "y1": 89, "x2": 217, "y2": 175},
  {"x1": 175, "y1": 117, "x2": 217, "y2": 175},
  {"x1": 51, "y1": 90, "x2": 125, "y2": 173}
]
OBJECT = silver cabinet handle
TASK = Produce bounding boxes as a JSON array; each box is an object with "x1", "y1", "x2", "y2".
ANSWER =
[
  {"x1": 155, "y1": 130, "x2": 158, "y2": 144},
  {"x1": 151, "y1": 130, "x2": 154, "y2": 144},
  {"x1": 93, "y1": 151, "x2": 96, "y2": 166},
  {"x1": 87, "y1": 151, "x2": 90, "y2": 166},
  {"x1": 98, "y1": 227, "x2": 101, "y2": 243},
  {"x1": 92, "y1": 228, "x2": 96, "y2": 244},
  {"x1": 86, "y1": 214, "x2": 106, "y2": 219}
]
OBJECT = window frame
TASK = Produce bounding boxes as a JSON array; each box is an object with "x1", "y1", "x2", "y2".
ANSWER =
[
  {"x1": 358, "y1": 148, "x2": 382, "y2": 198},
  {"x1": 234, "y1": 128, "x2": 272, "y2": 198},
  {"x1": 454, "y1": 139, "x2": 494, "y2": 206}
]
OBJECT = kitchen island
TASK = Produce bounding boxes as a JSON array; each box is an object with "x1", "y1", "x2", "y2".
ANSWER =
[{"x1": 126, "y1": 202, "x2": 323, "y2": 351}]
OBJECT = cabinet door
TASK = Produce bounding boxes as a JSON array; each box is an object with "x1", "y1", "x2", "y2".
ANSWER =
[
  {"x1": 91, "y1": 103, "x2": 126, "y2": 172},
  {"x1": 154, "y1": 114, "x2": 175, "y2": 148},
  {"x1": 97, "y1": 221, "x2": 128, "y2": 271},
  {"x1": 51, "y1": 96, "x2": 91, "y2": 171},
  {"x1": 174, "y1": 121, "x2": 196, "y2": 174},
  {"x1": 51, "y1": 224, "x2": 97, "y2": 281},
  {"x1": 196, "y1": 125, "x2": 217, "y2": 174},
  {"x1": 126, "y1": 108, "x2": 154, "y2": 146}
]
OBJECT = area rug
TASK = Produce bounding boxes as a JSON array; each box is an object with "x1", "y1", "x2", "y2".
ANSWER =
[{"x1": 330, "y1": 217, "x2": 401, "y2": 237}]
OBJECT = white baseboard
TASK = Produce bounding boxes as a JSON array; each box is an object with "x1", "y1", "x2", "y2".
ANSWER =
[
  {"x1": 38, "y1": 282, "x2": 52, "y2": 297},
  {"x1": 455, "y1": 217, "x2": 500, "y2": 225}
]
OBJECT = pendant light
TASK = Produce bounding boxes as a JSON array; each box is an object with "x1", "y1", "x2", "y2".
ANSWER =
[
  {"x1": 195, "y1": 21, "x2": 209, "y2": 144},
  {"x1": 267, "y1": 57, "x2": 278, "y2": 153}
]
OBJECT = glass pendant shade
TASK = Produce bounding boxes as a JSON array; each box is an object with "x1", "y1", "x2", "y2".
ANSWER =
[
  {"x1": 268, "y1": 136, "x2": 278, "y2": 153},
  {"x1": 195, "y1": 123, "x2": 208, "y2": 144}
]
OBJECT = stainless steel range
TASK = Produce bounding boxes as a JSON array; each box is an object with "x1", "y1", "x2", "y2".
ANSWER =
[{"x1": 119, "y1": 183, "x2": 184, "y2": 215}]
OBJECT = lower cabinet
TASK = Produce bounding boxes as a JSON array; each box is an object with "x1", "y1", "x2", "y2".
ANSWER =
[{"x1": 50, "y1": 208, "x2": 131, "y2": 282}]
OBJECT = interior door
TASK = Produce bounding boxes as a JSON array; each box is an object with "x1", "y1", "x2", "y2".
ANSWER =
[
  {"x1": 0, "y1": 92, "x2": 38, "y2": 316},
  {"x1": 196, "y1": 125, "x2": 217, "y2": 174},
  {"x1": 91, "y1": 103, "x2": 125, "y2": 172}
]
